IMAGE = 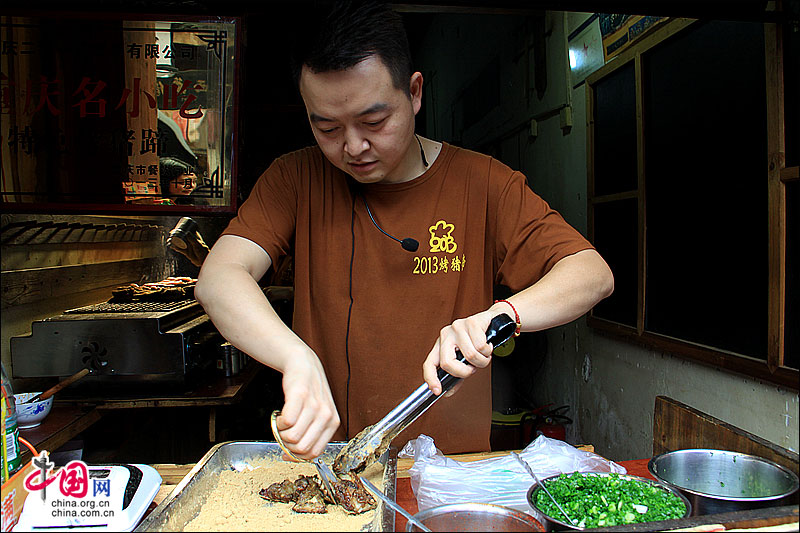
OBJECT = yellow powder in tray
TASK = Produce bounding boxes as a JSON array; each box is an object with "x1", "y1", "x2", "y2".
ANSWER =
[{"x1": 183, "y1": 457, "x2": 386, "y2": 532}]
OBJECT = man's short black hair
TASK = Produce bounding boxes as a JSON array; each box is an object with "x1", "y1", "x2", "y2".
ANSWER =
[{"x1": 290, "y1": 0, "x2": 413, "y2": 93}]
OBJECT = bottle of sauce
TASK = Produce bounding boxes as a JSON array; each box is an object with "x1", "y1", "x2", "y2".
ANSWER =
[{"x1": 1, "y1": 362, "x2": 22, "y2": 483}]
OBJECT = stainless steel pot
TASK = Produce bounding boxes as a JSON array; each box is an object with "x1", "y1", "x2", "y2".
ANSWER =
[
  {"x1": 406, "y1": 503, "x2": 545, "y2": 532},
  {"x1": 648, "y1": 449, "x2": 799, "y2": 516}
]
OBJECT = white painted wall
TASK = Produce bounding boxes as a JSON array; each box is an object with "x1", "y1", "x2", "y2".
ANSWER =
[{"x1": 415, "y1": 10, "x2": 799, "y2": 460}]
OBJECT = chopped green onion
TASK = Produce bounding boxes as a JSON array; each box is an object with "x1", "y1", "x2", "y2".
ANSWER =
[{"x1": 533, "y1": 473, "x2": 687, "y2": 529}]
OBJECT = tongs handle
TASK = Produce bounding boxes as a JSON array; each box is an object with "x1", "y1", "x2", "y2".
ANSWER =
[
  {"x1": 435, "y1": 313, "x2": 517, "y2": 393},
  {"x1": 332, "y1": 313, "x2": 519, "y2": 474}
]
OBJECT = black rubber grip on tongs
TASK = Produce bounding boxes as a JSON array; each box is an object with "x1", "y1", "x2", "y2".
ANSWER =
[{"x1": 436, "y1": 313, "x2": 517, "y2": 392}]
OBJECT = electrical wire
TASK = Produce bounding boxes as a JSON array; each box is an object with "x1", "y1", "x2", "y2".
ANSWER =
[{"x1": 343, "y1": 193, "x2": 357, "y2": 437}]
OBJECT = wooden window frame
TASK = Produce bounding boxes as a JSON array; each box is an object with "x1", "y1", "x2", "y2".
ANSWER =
[{"x1": 585, "y1": 18, "x2": 798, "y2": 390}]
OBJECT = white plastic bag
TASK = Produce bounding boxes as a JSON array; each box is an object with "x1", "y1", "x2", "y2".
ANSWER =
[{"x1": 400, "y1": 434, "x2": 626, "y2": 513}]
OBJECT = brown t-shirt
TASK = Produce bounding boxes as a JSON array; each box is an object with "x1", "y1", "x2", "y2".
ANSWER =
[{"x1": 223, "y1": 142, "x2": 592, "y2": 454}]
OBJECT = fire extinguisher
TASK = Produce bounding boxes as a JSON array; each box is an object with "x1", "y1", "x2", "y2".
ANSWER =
[{"x1": 535, "y1": 405, "x2": 572, "y2": 441}]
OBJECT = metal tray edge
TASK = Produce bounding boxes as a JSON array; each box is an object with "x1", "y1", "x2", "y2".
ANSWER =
[
  {"x1": 136, "y1": 441, "x2": 398, "y2": 532},
  {"x1": 135, "y1": 440, "x2": 228, "y2": 531}
]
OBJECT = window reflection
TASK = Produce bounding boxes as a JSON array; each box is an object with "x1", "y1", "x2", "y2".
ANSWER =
[{"x1": 0, "y1": 15, "x2": 237, "y2": 212}]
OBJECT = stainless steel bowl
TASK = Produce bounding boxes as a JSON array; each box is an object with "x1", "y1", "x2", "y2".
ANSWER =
[
  {"x1": 405, "y1": 503, "x2": 545, "y2": 532},
  {"x1": 648, "y1": 449, "x2": 800, "y2": 516},
  {"x1": 526, "y1": 472, "x2": 692, "y2": 530}
]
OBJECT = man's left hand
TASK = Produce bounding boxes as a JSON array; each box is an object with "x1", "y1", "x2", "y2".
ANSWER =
[{"x1": 422, "y1": 311, "x2": 495, "y2": 396}]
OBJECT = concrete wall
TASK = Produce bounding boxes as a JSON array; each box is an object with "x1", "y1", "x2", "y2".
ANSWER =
[{"x1": 414, "y1": 11, "x2": 798, "y2": 460}]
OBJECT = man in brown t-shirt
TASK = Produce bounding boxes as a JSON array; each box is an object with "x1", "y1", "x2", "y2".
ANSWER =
[{"x1": 195, "y1": 1, "x2": 614, "y2": 460}]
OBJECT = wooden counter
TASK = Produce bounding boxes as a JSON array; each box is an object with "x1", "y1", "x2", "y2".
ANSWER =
[{"x1": 149, "y1": 448, "x2": 798, "y2": 531}]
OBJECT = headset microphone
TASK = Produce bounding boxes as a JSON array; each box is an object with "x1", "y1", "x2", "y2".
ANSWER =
[
  {"x1": 361, "y1": 195, "x2": 419, "y2": 252},
  {"x1": 400, "y1": 237, "x2": 420, "y2": 252}
]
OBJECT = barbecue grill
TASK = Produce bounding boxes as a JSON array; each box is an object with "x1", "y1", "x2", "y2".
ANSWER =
[{"x1": 11, "y1": 296, "x2": 223, "y2": 389}]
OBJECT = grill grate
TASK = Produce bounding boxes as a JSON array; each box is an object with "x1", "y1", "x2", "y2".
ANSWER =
[{"x1": 64, "y1": 300, "x2": 196, "y2": 314}]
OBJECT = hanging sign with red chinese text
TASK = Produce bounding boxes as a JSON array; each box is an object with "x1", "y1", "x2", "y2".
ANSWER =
[{"x1": 0, "y1": 14, "x2": 239, "y2": 212}]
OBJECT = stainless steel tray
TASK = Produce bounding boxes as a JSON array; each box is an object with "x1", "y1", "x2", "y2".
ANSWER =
[{"x1": 135, "y1": 441, "x2": 397, "y2": 531}]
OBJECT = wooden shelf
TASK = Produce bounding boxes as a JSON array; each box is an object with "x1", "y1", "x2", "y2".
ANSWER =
[
  {"x1": 18, "y1": 404, "x2": 101, "y2": 464},
  {"x1": 54, "y1": 363, "x2": 264, "y2": 442},
  {"x1": 56, "y1": 363, "x2": 261, "y2": 410}
]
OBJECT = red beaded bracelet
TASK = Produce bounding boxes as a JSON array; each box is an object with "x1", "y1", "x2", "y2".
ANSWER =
[{"x1": 494, "y1": 299, "x2": 521, "y2": 337}]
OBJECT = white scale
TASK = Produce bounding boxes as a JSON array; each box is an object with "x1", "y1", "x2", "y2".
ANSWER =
[{"x1": 13, "y1": 464, "x2": 161, "y2": 532}]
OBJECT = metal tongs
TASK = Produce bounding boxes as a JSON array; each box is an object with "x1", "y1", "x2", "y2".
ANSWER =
[{"x1": 333, "y1": 313, "x2": 517, "y2": 474}]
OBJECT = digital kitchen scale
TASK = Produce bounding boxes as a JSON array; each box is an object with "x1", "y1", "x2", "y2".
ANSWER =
[{"x1": 13, "y1": 464, "x2": 161, "y2": 532}]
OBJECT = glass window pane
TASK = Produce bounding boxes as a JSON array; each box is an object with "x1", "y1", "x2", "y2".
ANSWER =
[
  {"x1": 591, "y1": 198, "x2": 638, "y2": 327},
  {"x1": 642, "y1": 20, "x2": 767, "y2": 358},
  {"x1": 593, "y1": 61, "x2": 637, "y2": 196}
]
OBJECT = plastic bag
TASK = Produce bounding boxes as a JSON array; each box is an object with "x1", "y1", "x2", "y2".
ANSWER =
[{"x1": 400, "y1": 434, "x2": 626, "y2": 513}]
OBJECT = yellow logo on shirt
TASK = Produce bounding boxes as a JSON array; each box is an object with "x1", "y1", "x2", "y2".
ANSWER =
[
  {"x1": 412, "y1": 220, "x2": 464, "y2": 276},
  {"x1": 428, "y1": 220, "x2": 457, "y2": 253}
]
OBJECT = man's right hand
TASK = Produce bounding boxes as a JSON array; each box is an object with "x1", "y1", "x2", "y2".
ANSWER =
[
  {"x1": 195, "y1": 235, "x2": 340, "y2": 460},
  {"x1": 274, "y1": 349, "x2": 340, "y2": 460}
]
